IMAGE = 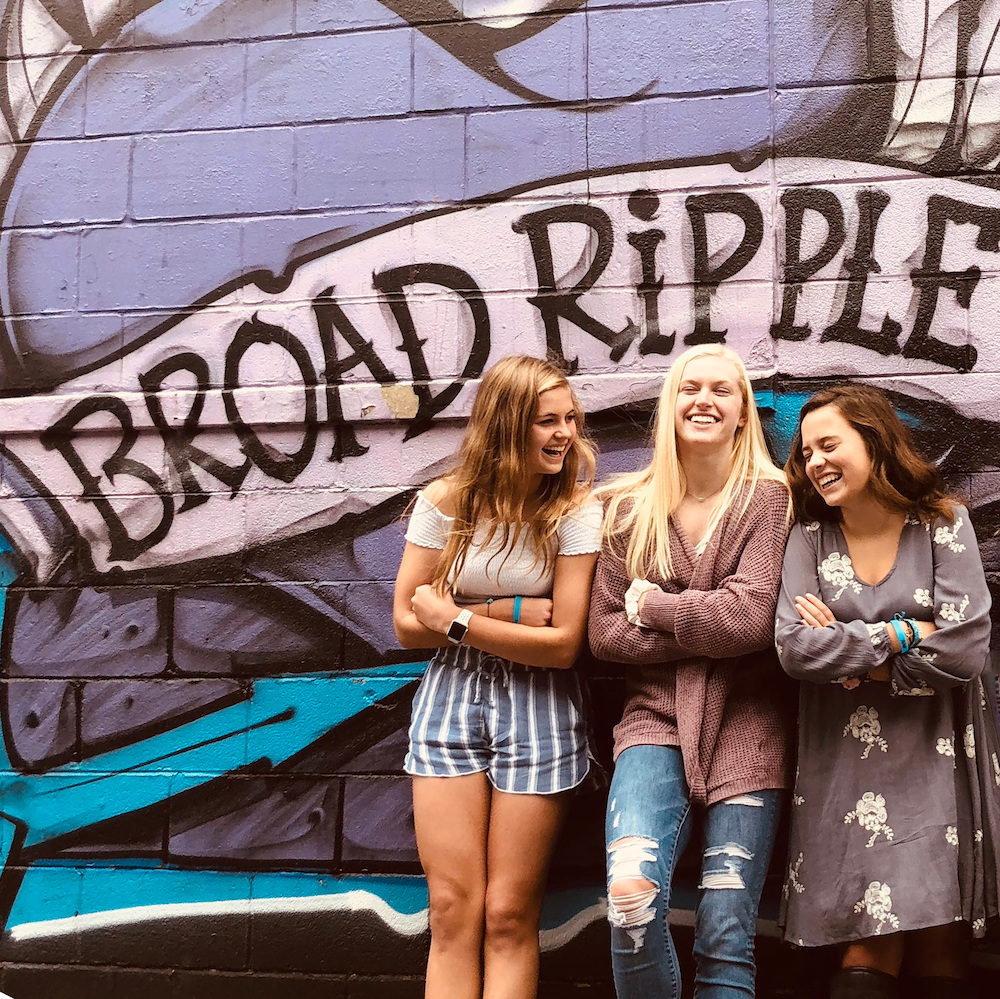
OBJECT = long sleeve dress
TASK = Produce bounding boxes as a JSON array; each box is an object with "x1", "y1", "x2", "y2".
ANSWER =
[{"x1": 775, "y1": 507, "x2": 999, "y2": 946}]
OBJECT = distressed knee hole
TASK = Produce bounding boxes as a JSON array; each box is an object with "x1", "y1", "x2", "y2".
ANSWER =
[
  {"x1": 700, "y1": 842, "x2": 753, "y2": 890},
  {"x1": 607, "y1": 836, "x2": 659, "y2": 949},
  {"x1": 724, "y1": 793, "x2": 764, "y2": 807}
]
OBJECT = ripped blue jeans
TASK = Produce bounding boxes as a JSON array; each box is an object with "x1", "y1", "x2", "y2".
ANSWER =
[{"x1": 605, "y1": 746, "x2": 783, "y2": 999}]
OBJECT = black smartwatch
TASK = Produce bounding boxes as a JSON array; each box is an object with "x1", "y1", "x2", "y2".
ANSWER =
[{"x1": 447, "y1": 609, "x2": 474, "y2": 645}]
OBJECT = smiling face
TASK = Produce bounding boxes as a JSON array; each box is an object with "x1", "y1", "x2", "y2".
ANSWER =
[
  {"x1": 525, "y1": 385, "x2": 578, "y2": 479},
  {"x1": 672, "y1": 355, "x2": 747, "y2": 450},
  {"x1": 800, "y1": 404, "x2": 875, "y2": 510}
]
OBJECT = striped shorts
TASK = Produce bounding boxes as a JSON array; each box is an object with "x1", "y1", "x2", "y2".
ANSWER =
[{"x1": 404, "y1": 645, "x2": 590, "y2": 794}]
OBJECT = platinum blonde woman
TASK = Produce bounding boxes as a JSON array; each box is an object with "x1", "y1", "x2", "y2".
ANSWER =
[
  {"x1": 589, "y1": 344, "x2": 794, "y2": 999},
  {"x1": 393, "y1": 355, "x2": 602, "y2": 999}
]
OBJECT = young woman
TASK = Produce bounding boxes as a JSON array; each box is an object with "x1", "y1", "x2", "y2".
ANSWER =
[
  {"x1": 393, "y1": 355, "x2": 602, "y2": 999},
  {"x1": 775, "y1": 384, "x2": 998, "y2": 999},
  {"x1": 589, "y1": 344, "x2": 794, "y2": 998}
]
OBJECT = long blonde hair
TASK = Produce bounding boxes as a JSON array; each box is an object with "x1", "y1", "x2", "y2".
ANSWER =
[
  {"x1": 600, "y1": 345, "x2": 786, "y2": 579},
  {"x1": 432, "y1": 355, "x2": 597, "y2": 588}
]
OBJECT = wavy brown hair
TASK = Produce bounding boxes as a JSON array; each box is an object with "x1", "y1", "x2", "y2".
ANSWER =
[
  {"x1": 785, "y1": 384, "x2": 957, "y2": 524},
  {"x1": 431, "y1": 355, "x2": 596, "y2": 588}
]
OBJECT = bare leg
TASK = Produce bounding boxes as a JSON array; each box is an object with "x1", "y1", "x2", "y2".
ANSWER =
[
  {"x1": 413, "y1": 773, "x2": 492, "y2": 999},
  {"x1": 904, "y1": 922, "x2": 969, "y2": 979},
  {"x1": 842, "y1": 934, "x2": 904, "y2": 976},
  {"x1": 482, "y1": 788, "x2": 570, "y2": 999}
]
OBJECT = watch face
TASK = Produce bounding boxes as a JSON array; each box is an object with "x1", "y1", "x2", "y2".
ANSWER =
[{"x1": 447, "y1": 618, "x2": 468, "y2": 644}]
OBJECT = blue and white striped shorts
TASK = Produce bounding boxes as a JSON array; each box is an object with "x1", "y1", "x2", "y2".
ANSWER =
[{"x1": 404, "y1": 645, "x2": 591, "y2": 794}]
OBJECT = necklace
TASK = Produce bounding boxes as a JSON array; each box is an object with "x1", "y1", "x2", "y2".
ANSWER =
[{"x1": 685, "y1": 486, "x2": 722, "y2": 503}]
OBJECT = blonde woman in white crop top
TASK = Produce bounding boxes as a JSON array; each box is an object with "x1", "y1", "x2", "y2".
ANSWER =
[{"x1": 393, "y1": 356, "x2": 602, "y2": 999}]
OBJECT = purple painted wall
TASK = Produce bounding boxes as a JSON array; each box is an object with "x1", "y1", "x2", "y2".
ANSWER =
[{"x1": 0, "y1": 1, "x2": 997, "y2": 994}]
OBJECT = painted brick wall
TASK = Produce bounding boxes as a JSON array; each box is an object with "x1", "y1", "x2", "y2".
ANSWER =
[{"x1": 0, "y1": 1, "x2": 997, "y2": 995}]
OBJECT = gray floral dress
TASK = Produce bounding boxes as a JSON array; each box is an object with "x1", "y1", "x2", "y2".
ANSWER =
[{"x1": 775, "y1": 507, "x2": 998, "y2": 946}]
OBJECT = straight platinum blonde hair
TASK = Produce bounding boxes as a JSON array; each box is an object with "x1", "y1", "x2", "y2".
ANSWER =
[{"x1": 600, "y1": 344, "x2": 787, "y2": 580}]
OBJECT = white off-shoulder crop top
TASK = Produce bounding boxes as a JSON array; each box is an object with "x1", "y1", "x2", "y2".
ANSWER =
[{"x1": 404, "y1": 492, "x2": 603, "y2": 601}]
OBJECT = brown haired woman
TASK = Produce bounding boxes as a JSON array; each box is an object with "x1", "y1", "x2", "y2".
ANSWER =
[
  {"x1": 775, "y1": 384, "x2": 999, "y2": 999},
  {"x1": 393, "y1": 355, "x2": 602, "y2": 999}
]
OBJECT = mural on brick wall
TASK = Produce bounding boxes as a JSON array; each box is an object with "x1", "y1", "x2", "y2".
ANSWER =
[{"x1": 0, "y1": 0, "x2": 997, "y2": 986}]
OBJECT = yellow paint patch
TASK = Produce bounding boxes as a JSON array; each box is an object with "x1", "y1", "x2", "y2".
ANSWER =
[{"x1": 381, "y1": 384, "x2": 420, "y2": 420}]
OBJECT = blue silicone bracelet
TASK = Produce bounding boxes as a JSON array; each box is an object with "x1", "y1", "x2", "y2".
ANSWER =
[
  {"x1": 889, "y1": 618, "x2": 910, "y2": 655},
  {"x1": 513, "y1": 595, "x2": 522, "y2": 624}
]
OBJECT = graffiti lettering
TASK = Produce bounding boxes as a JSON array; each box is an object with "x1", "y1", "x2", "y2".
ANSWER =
[
  {"x1": 40, "y1": 396, "x2": 174, "y2": 563},
  {"x1": 686, "y1": 192, "x2": 765, "y2": 345},
  {"x1": 372, "y1": 263, "x2": 492, "y2": 440},
  {"x1": 627, "y1": 189, "x2": 673, "y2": 357},
  {"x1": 906, "y1": 195, "x2": 1000, "y2": 371},
  {"x1": 771, "y1": 188, "x2": 847, "y2": 342},
  {"x1": 223, "y1": 317, "x2": 320, "y2": 484},
  {"x1": 513, "y1": 204, "x2": 639, "y2": 366},
  {"x1": 139, "y1": 353, "x2": 252, "y2": 513},
  {"x1": 820, "y1": 189, "x2": 903, "y2": 356},
  {"x1": 312, "y1": 288, "x2": 394, "y2": 463}
]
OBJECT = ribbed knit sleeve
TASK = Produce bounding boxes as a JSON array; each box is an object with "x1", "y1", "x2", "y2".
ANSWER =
[
  {"x1": 403, "y1": 492, "x2": 450, "y2": 550},
  {"x1": 557, "y1": 499, "x2": 603, "y2": 555},
  {"x1": 655, "y1": 480, "x2": 790, "y2": 658},
  {"x1": 589, "y1": 544, "x2": 690, "y2": 664}
]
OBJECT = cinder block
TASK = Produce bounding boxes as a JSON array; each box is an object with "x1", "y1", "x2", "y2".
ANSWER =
[
  {"x1": 414, "y1": 10, "x2": 587, "y2": 110},
  {"x1": 245, "y1": 29, "x2": 412, "y2": 126},
  {"x1": 586, "y1": 91, "x2": 772, "y2": 169},
  {"x1": 296, "y1": 115, "x2": 466, "y2": 211},
  {"x1": 5, "y1": 228, "x2": 80, "y2": 314},
  {"x1": 79, "y1": 220, "x2": 242, "y2": 312},
  {"x1": 588, "y1": 0, "x2": 768, "y2": 99},
  {"x1": 6, "y1": 137, "x2": 130, "y2": 226},
  {"x1": 132, "y1": 128, "x2": 295, "y2": 221},
  {"x1": 83, "y1": 44, "x2": 246, "y2": 137},
  {"x1": 466, "y1": 107, "x2": 587, "y2": 198}
]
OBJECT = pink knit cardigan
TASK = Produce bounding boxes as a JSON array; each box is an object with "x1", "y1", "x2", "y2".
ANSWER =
[{"x1": 588, "y1": 479, "x2": 795, "y2": 805}]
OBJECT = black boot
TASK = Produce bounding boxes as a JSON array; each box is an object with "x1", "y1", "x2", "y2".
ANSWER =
[
  {"x1": 908, "y1": 977, "x2": 971, "y2": 999},
  {"x1": 830, "y1": 967, "x2": 899, "y2": 999}
]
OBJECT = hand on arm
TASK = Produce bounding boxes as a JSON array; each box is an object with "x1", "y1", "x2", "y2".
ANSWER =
[
  {"x1": 775, "y1": 524, "x2": 892, "y2": 684},
  {"x1": 467, "y1": 596, "x2": 552, "y2": 627},
  {"x1": 588, "y1": 549, "x2": 689, "y2": 664},
  {"x1": 664, "y1": 484, "x2": 791, "y2": 657},
  {"x1": 401, "y1": 552, "x2": 597, "y2": 669}
]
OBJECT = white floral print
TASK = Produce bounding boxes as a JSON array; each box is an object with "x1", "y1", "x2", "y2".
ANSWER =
[
  {"x1": 964, "y1": 725, "x2": 976, "y2": 759},
  {"x1": 844, "y1": 706, "x2": 888, "y2": 759},
  {"x1": 891, "y1": 677, "x2": 935, "y2": 696},
  {"x1": 940, "y1": 594, "x2": 969, "y2": 623},
  {"x1": 838, "y1": 676, "x2": 862, "y2": 690},
  {"x1": 844, "y1": 792, "x2": 894, "y2": 848},
  {"x1": 865, "y1": 623, "x2": 887, "y2": 647},
  {"x1": 913, "y1": 587, "x2": 932, "y2": 607},
  {"x1": 993, "y1": 753, "x2": 1000, "y2": 787},
  {"x1": 820, "y1": 552, "x2": 863, "y2": 600},
  {"x1": 976, "y1": 829, "x2": 984, "y2": 843},
  {"x1": 936, "y1": 737, "x2": 955, "y2": 757},
  {"x1": 805, "y1": 521, "x2": 820, "y2": 532},
  {"x1": 793, "y1": 793, "x2": 804, "y2": 805},
  {"x1": 853, "y1": 882, "x2": 900, "y2": 934},
  {"x1": 946, "y1": 826, "x2": 959, "y2": 846},
  {"x1": 974, "y1": 917, "x2": 986, "y2": 934},
  {"x1": 783, "y1": 853, "x2": 805, "y2": 899},
  {"x1": 933, "y1": 517, "x2": 966, "y2": 553}
]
